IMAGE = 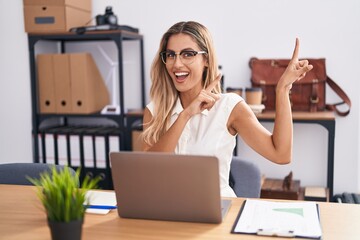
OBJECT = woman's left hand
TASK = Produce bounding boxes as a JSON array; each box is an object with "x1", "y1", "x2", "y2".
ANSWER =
[{"x1": 277, "y1": 38, "x2": 313, "y2": 92}]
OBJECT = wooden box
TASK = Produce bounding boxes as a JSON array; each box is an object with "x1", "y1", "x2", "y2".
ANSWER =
[{"x1": 261, "y1": 178, "x2": 301, "y2": 200}]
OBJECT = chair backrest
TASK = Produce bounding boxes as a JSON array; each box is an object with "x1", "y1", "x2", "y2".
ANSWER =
[
  {"x1": 0, "y1": 163, "x2": 76, "y2": 185},
  {"x1": 229, "y1": 157, "x2": 261, "y2": 198}
]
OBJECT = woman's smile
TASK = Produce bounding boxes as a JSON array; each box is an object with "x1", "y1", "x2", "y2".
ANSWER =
[{"x1": 174, "y1": 72, "x2": 189, "y2": 82}]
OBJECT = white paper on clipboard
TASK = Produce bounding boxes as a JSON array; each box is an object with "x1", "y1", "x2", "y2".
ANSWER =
[{"x1": 232, "y1": 199, "x2": 322, "y2": 239}]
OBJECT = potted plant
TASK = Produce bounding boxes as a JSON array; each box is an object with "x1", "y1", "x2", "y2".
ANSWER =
[{"x1": 28, "y1": 166, "x2": 101, "y2": 240}]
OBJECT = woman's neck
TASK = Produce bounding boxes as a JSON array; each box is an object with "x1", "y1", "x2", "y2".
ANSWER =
[{"x1": 178, "y1": 85, "x2": 203, "y2": 109}]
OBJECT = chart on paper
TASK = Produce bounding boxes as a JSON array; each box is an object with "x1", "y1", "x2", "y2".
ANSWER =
[{"x1": 233, "y1": 199, "x2": 322, "y2": 238}]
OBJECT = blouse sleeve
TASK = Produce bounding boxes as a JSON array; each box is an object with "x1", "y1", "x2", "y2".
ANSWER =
[
  {"x1": 146, "y1": 101, "x2": 155, "y2": 116},
  {"x1": 226, "y1": 92, "x2": 244, "y2": 110}
]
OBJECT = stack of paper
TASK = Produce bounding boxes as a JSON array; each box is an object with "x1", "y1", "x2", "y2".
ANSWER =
[{"x1": 85, "y1": 190, "x2": 117, "y2": 214}]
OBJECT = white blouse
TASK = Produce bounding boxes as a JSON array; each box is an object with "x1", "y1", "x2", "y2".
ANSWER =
[{"x1": 146, "y1": 93, "x2": 244, "y2": 197}]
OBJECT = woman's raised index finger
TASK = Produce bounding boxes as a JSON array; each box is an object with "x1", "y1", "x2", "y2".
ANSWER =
[
  {"x1": 205, "y1": 74, "x2": 222, "y2": 92},
  {"x1": 291, "y1": 38, "x2": 300, "y2": 60}
]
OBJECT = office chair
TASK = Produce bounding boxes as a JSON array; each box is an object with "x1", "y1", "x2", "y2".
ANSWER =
[
  {"x1": 0, "y1": 163, "x2": 76, "y2": 185},
  {"x1": 230, "y1": 156, "x2": 262, "y2": 198}
]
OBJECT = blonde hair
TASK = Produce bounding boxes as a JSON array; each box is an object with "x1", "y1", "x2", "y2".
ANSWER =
[{"x1": 143, "y1": 21, "x2": 220, "y2": 146}]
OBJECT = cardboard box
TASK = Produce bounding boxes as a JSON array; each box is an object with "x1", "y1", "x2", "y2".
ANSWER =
[
  {"x1": 23, "y1": 0, "x2": 91, "y2": 33},
  {"x1": 37, "y1": 53, "x2": 110, "y2": 114}
]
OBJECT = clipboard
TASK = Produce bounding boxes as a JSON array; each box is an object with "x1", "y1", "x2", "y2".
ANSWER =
[{"x1": 231, "y1": 199, "x2": 322, "y2": 239}]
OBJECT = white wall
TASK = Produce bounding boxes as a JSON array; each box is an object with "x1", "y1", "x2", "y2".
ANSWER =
[
  {"x1": 0, "y1": 0, "x2": 32, "y2": 163},
  {"x1": 0, "y1": 0, "x2": 359, "y2": 195}
]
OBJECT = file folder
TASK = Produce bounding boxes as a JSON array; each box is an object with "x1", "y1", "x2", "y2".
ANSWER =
[
  {"x1": 53, "y1": 54, "x2": 72, "y2": 113},
  {"x1": 70, "y1": 53, "x2": 110, "y2": 114},
  {"x1": 37, "y1": 53, "x2": 109, "y2": 114},
  {"x1": 69, "y1": 134, "x2": 81, "y2": 167},
  {"x1": 37, "y1": 133, "x2": 43, "y2": 162},
  {"x1": 56, "y1": 133, "x2": 68, "y2": 166},
  {"x1": 37, "y1": 54, "x2": 56, "y2": 113},
  {"x1": 109, "y1": 135, "x2": 120, "y2": 153},
  {"x1": 83, "y1": 134, "x2": 94, "y2": 168},
  {"x1": 44, "y1": 133, "x2": 55, "y2": 164},
  {"x1": 95, "y1": 135, "x2": 106, "y2": 169}
]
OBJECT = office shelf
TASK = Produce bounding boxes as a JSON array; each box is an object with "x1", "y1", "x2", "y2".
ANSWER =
[{"x1": 27, "y1": 30, "x2": 145, "y2": 189}]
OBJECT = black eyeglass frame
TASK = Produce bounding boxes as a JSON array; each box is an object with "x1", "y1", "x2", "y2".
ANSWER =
[{"x1": 160, "y1": 50, "x2": 207, "y2": 65}]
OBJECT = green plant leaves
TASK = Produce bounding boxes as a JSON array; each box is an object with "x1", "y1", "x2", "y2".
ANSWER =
[{"x1": 28, "y1": 166, "x2": 101, "y2": 222}]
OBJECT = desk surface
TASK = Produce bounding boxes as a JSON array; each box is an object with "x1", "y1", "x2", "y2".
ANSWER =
[
  {"x1": 127, "y1": 109, "x2": 336, "y2": 121},
  {"x1": 0, "y1": 185, "x2": 359, "y2": 240},
  {"x1": 256, "y1": 111, "x2": 335, "y2": 121}
]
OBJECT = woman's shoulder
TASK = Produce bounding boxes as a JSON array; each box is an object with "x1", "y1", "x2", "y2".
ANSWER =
[
  {"x1": 220, "y1": 92, "x2": 244, "y2": 104},
  {"x1": 212, "y1": 93, "x2": 244, "y2": 115}
]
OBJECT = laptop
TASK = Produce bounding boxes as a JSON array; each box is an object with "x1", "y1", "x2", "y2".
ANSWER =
[{"x1": 110, "y1": 151, "x2": 231, "y2": 223}]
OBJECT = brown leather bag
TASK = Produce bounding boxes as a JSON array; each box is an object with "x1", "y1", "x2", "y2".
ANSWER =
[{"x1": 250, "y1": 58, "x2": 351, "y2": 116}]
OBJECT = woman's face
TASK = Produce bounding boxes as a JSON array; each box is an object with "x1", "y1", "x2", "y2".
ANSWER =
[{"x1": 165, "y1": 33, "x2": 208, "y2": 96}]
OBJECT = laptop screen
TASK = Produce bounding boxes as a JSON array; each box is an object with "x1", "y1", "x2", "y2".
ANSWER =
[{"x1": 110, "y1": 151, "x2": 230, "y2": 223}]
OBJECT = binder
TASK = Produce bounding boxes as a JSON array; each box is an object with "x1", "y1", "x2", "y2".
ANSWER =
[
  {"x1": 109, "y1": 135, "x2": 120, "y2": 152},
  {"x1": 37, "y1": 133, "x2": 43, "y2": 162},
  {"x1": 83, "y1": 134, "x2": 94, "y2": 168},
  {"x1": 70, "y1": 53, "x2": 110, "y2": 114},
  {"x1": 46, "y1": 126, "x2": 67, "y2": 165},
  {"x1": 37, "y1": 54, "x2": 56, "y2": 113},
  {"x1": 85, "y1": 126, "x2": 112, "y2": 169},
  {"x1": 57, "y1": 133, "x2": 68, "y2": 166},
  {"x1": 44, "y1": 133, "x2": 55, "y2": 164},
  {"x1": 53, "y1": 54, "x2": 72, "y2": 113},
  {"x1": 95, "y1": 135, "x2": 106, "y2": 169},
  {"x1": 37, "y1": 53, "x2": 109, "y2": 114},
  {"x1": 69, "y1": 134, "x2": 81, "y2": 167}
]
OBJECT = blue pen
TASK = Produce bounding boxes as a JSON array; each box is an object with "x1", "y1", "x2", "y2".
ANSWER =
[{"x1": 85, "y1": 205, "x2": 117, "y2": 210}]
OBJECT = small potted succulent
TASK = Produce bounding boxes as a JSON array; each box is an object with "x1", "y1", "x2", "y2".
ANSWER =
[{"x1": 29, "y1": 166, "x2": 100, "y2": 240}]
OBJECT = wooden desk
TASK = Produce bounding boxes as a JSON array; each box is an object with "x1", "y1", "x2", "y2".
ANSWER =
[
  {"x1": 254, "y1": 111, "x2": 336, "y2": 198},
  {"x1": 1, "y1": 185, "x2": 359, "y2": 240}
]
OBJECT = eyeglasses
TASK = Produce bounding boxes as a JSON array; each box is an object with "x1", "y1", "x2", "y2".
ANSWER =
[{"x1": 160, "y1": 50, "x2": 207, "y2": 65}]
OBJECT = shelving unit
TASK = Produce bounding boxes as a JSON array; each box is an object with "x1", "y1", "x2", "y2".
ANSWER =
[
  {"x1": 254, "y1": 111, "x2": 336, "y2": 198},
  {"x1": 27, "y1": 30, "x2": 145, "y2": 189}
]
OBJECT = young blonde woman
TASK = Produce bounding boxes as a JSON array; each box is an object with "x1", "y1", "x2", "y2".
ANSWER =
[{"x1": 142, "y1": 21, "x2": 313, "y2": 197}]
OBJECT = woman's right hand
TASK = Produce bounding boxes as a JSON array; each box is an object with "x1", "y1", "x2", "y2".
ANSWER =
[
  {"x1": 183, "y1": 74, "x2": 222, "y2": 117},
  {"x1": 277, "y1": 38, "x2": 313, "y2": 93}
]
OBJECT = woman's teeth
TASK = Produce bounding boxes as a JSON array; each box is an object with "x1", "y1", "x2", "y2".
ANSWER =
[
  {"x1": 175, "y1": 73, "x2": 189, "y2": 77},
  {"x1": 175, "y1": 72, "x2": 189, "y2": 79}
]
